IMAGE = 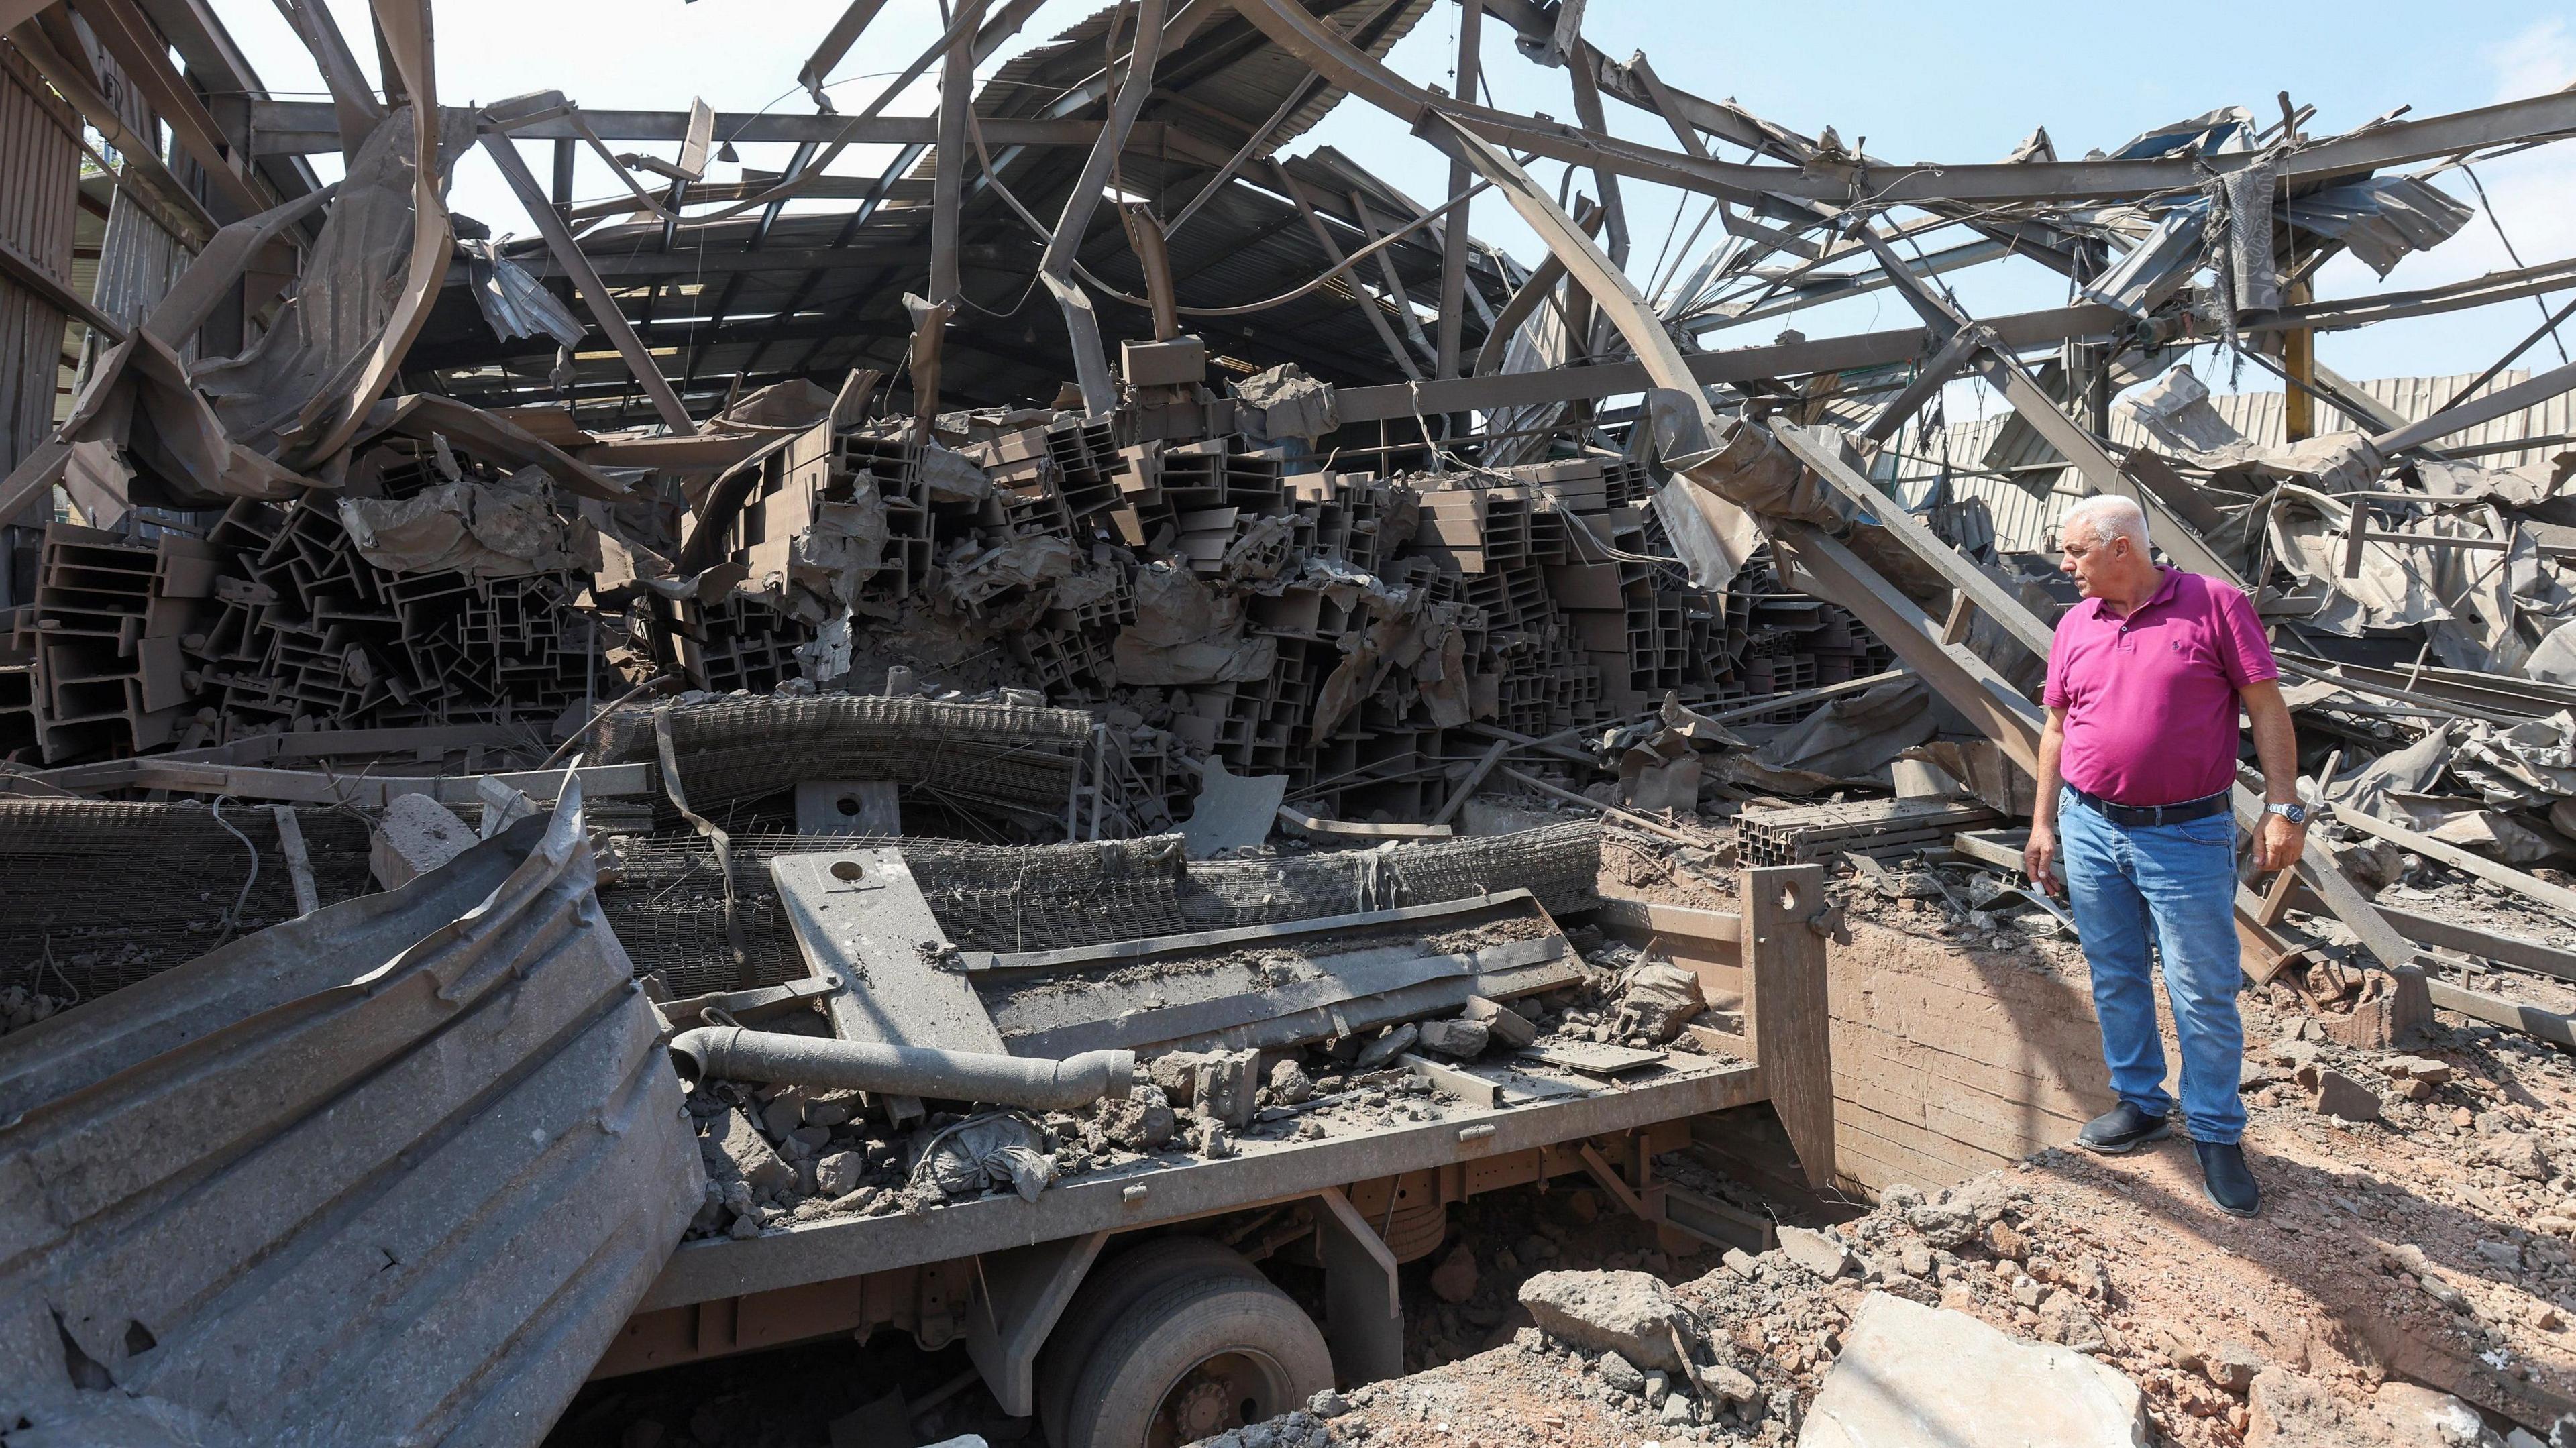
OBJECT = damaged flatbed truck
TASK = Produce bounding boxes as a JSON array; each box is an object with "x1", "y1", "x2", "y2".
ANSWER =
[
  {"x1": 596, "y1": 826, "x2": 1832, "y2": 1448},
  {"x1": 0, "y1": 746, "x2": 1833, "y2": 1448}
]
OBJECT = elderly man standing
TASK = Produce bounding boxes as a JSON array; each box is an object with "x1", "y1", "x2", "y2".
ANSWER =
[{"x1": 2023, "y1": 495, "x2": 2306, "y2": 1217}]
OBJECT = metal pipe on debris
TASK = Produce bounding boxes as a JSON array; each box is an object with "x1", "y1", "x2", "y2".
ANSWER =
[{"x1": 669, "y1": 1027, "x2": 1134, "y2": 1110}]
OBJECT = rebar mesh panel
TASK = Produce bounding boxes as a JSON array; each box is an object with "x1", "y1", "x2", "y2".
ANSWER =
[
  {"x1": 1178, "y1": 821, "x2": 1601, "y2": 930},
  {"x1": 594, "y1": 693, "x2": 1097, "y2": 824},
  {"x1": 596, "y1": 822, "x2": 1601, "y2": 998},
  {"x1": 0, "y1": 800, "x2": 376, "y2": 1000},
  {"x1": 599, "y1": 832, "x2": 1191, "y2": 996}
]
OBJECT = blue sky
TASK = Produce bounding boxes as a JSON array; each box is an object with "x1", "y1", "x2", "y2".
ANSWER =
[{"x1": 216, "y1": 0, "x2": 2576, "y2": 394}]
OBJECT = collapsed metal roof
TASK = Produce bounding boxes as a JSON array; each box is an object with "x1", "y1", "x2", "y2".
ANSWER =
[{"x1": 400, "y1": 0, "x2": 1515, "y2": 421}]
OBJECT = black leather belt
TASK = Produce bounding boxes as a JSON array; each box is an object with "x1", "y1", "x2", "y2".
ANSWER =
[{"x1": 2070, "y1": 787, "x2": 2229, "y2": 828}]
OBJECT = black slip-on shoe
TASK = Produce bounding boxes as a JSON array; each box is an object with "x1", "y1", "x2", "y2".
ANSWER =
[
  {"x1": 2195, "y1": 1141, "x2": 2261, "y2": 1217},
  {"x1": 2076, "y1": 1102, "x2": 2173, "y2": 1154}
]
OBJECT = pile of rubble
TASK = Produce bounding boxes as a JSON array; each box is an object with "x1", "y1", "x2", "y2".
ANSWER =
[{"x1": 674, "y1": 912, "x2": 1725, "y2": 1245}]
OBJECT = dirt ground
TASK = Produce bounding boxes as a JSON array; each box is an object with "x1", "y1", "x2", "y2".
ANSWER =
[{"x1": 1291, "y1": 877, "x2": 2576, "y2": 1448}]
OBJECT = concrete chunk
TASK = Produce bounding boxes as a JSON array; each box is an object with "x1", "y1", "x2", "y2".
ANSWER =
[
  {"x1": 1799, "y1": 1292, "x2": 2146, "y2": 1448},
  {"x1": 1597, "y1": 1351, "x2": 1645, "y2": 1394},
  {"x1": 1518, "y1": 1270, "x2": 1690, "y2": 1372},
  {"x1": 760, "y1": 1089, "x2": 808, "y2": 1139},
  {"x1": 2298, "y1": 1064, "x2": 2384, "y2": 1122},
  {"x1": 1416, "y1": 1017, "x2": 1491, "y2": 1058},
  {"x1": 815, "y1": 1150, "x2": 864, "y2": 1197},
  {"x1": 1776, "y1": 1224, "x2": 1854, "y2": 1280},
  {"x1": 1191, "y1": 1048, "x2": 1260, "y2": 1127},
  {"x1": 1613, "y1": 962, "x2": 1705, "y2": 1042},
  {"x1": 1354, "y1": 1023, "x2": 1419, "y2": 1070},
  {"x1": 1096, "y1": 1082, "x2": 1175, "y2": 1150},
  {"x1": 1460, "y1": 995, "x2": 1538, "y2": 1050},
  {"x1": 1429, "y1": 1243, "x2": 1479, "y2": 1304},
  {"x1": 370, "y1": 793, "x2": 476, "y2": 889},
  {"x1": 2247, "y1": 1366, "x2": 2494, "y2": 1448},
  {"x1": 701, "y1": 1107, "x2": 795, "y2": 1197}
]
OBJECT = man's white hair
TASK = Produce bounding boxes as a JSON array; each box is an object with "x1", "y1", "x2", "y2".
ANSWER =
[{"x1": 2063, "y1": 494, "x2": 2151, "y2": 551}]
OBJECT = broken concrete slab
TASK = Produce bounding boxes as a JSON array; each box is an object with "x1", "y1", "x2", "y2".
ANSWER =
[
  {"x1": 2245, "y1": 1367, "x2": 2502, "y2": 1448},
  {"x1": 1613, "y1": 962, "x2": 1705, "y2": 1042},
  {"x1": 702, "y1": 1107, "x2": 796, "y2": 1198},
  {"x1": 1415, "y1": 1017, "x2": 1490, "y2": 1057},
  {"x1": 369, "y1": 792, "x2": 477, "y2": 889},
  {"x1": 1517, "y1": 1270, "x2": 1692, "y2": 1373},
  {"x1": 1799, "y1": 1292, "x2": 2147, "y2": 1448},
  {"x1": 2299, "y1": 1063, "x2": 2385, "y2": 1122},
  {"x1": 1191, "y1": 1048, "x2": 1260, "y2": 1127},
  {"x1": 1774, "y1": 1224, "x2": 1854, "y2": 1280},
  {"x1": 1460, "y1": 995, "x2": 1538, "y2": 1050}
]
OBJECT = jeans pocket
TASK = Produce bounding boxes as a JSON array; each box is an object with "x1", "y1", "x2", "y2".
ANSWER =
[{"x1": 2172, "y1": 812, "x2": 2235, "y2": 846}]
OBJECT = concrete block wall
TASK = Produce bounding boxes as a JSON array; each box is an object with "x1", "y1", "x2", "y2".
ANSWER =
[{"x1": 1824, "y1": 917, "x2": 2180, "y2": 1196}]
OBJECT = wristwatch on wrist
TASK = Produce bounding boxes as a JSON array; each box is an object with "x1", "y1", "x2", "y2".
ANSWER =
[{"x1": 2264, "y1": 801, "x2": 2308, "y2": 826}]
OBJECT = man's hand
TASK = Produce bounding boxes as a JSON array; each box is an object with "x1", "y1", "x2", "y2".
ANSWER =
[
  {"x1": 2024, "y1": 821, "x2": 2061, "y2": 897},
  {"x1": 2256, "y1": 811, "x2": 2307, "y2": 873}
]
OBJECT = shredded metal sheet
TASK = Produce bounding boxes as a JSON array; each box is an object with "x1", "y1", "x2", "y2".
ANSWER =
[{"x1": 0, "y1": 783, "x2": 698, "y2": 1447}]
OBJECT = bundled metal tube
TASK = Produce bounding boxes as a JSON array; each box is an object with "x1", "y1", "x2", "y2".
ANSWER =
[{"x1": 669, "y1": 1025, "x2": 1134, "y2": 1111}]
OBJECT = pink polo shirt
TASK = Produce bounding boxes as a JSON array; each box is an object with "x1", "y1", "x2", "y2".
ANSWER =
[{"x1": 2043, "y1": 568, "x2": 2277, "y2": 807}]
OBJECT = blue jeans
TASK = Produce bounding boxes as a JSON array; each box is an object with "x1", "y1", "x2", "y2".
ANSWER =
[{"x1": 2057, "y1": 787, "x2": 2247, "y2": 1145}]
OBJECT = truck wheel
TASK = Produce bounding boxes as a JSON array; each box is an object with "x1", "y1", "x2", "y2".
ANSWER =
[
  {"x1": 1054, "y1": 1270, "x2": 1333, "y2": 1448},
  {"x1": 1036, "y1": 1237, "x2": 1265, "y2": 1445}
]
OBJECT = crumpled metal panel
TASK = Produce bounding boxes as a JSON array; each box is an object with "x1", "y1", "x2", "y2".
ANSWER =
[
  {"x1": 2077, "y1": 200, "x2": 2208, "y2": 318},
  {"x1": 460, "y1": 237, "x2": 587, "y2": 349},
  {"x1": 2284, "y1": 176, "x2": 2475, "y2": 278},
  {"x1": 0, "y1": 781, "x2": 698, "y2": 1448}
]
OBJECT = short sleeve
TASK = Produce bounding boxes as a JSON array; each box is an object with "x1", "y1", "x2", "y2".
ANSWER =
[
  {"x1": 2211, "y1": 584, "x2": 2278, "y2": 689},
  {"x1": 2041, "y1": 614, "x2": 2072, "y2": 709}
]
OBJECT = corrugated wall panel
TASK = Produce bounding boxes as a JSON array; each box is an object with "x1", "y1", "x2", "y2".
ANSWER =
[
  {"x1": 1886, "y1": 369, "x2": 2576, "y2": 551},
  {"x1": 72, "y1": 186, "x2": 192, "y2": 400},
  {"x1": 0, "y1": 42, "x2": 81, "y2": 517}
]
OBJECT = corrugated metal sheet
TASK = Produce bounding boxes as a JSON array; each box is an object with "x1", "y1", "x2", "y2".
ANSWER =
[
  {"x1": 69, "y1": 182, "x2": 192, "y2": 405},
  {"x1": 1887, "y1": 369, "x2": 2576, "y2": 551},
  {"x1": 0, "y1": 783, "x2": 700, "y2": 1447},
  {"x1": 0, "y1": 42, "x2": 83, "y2": 514},
  {"x1": 87, "y1": 185, "x2": 191, "y2": 339}
]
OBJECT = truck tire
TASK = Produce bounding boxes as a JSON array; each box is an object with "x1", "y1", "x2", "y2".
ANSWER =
[
  {"x1": 1053, "y1": 1269, "x2": 1334, "y2": 1448},
  {"x1": 1035, "y1": 1237, "x2": 1265, "y2": 1445}
]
